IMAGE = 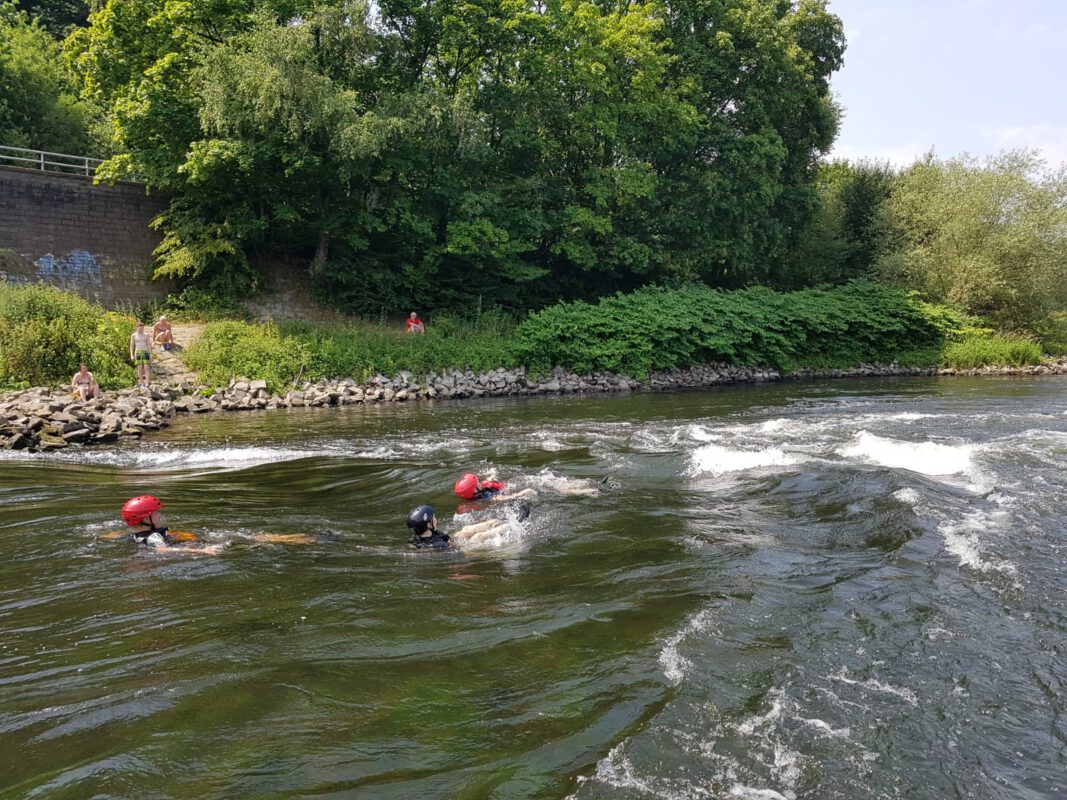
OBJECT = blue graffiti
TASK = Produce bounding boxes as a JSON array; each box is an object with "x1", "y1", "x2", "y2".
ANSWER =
[{"x1": 34, "y1": 250, "x2": 103, "y2": 291}]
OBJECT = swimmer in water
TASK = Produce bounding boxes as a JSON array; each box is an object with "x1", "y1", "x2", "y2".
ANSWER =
[
  {"x1": 113, "y1": 495, "x2": 312, "y2": 550},
  {"x1": 121, "y1": 495, "x2": 176, "y2": 545},
  {"x1": 453, "y1": 471, "x2": 537, "y2": 513},
  {"x1": 406, "y1": 503, "x2": 531, "y2": 549}
]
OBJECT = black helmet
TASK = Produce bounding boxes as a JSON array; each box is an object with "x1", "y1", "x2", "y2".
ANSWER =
[{"x1": 407, "y1": 505, "x2": 435, "y2": 533}]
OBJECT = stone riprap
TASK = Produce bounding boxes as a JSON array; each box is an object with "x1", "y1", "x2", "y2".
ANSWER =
[{"x1": 3, "y1": 360, "x2": 1066, "y2": 452}]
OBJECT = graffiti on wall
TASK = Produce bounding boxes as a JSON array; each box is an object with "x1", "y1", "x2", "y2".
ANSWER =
[{"x1": 33, "y1": 250, "x2": 103, "y2": 292}]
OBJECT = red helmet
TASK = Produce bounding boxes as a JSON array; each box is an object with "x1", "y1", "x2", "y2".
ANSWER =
[
  {"x1": 454, "y1": 473, "x2": 480, "y2": 500},
  {"x1": 122, "y1": 495, "x2": 163, "y2": 526}
]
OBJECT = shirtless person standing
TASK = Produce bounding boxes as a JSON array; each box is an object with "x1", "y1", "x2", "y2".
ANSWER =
[{"x1": 130, "y1": 322, "x2": 152, "y2": 387}]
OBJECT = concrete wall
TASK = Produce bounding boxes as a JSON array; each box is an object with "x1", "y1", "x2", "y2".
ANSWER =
[{"x1": 0, "y1": 166, "x2": 174, "y2": 307}]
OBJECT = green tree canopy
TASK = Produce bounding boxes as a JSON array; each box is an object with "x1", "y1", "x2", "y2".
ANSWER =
[
  {"x1": 878, "y1": 151, "x2": 1067, "y2": 327},
  {"x1": 0, "y1": 1, "x2": 100, "y2": 152},
  {"x1": 67, "y1": 0, "x2": 846, "y2": 313}
]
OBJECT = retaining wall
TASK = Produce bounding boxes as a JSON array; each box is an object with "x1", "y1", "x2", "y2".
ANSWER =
[{"x1": 0, "y1": 166, "x2": 173, "y2": 307}]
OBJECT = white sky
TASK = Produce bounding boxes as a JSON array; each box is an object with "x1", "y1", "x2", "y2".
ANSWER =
[{"x1": 826, "y1": 0, "x2": 1067, "y2": 167}]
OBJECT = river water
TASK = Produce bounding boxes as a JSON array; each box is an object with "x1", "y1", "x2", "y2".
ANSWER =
[{"x1": 1, "y1": 377, "x2": 1065, "y2": 799}]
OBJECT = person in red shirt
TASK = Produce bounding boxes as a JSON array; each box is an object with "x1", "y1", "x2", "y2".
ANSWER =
[{"x1": 405, "y1": 312, "x2": 425, "y2": 333}]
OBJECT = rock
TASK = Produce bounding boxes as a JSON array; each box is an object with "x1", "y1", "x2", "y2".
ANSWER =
[
  {"x1": 249, "y1": 379, "x2": 268, "y2": 393},
  {"x1": 38, "y1": 434, "x2": 68, "y2": 451},
  {"x1": 62, "y1": 428, "x2": 91, "y2": 443},
  {"x1": 5, "y1": 433, "x2": 29, "y2": 450}
]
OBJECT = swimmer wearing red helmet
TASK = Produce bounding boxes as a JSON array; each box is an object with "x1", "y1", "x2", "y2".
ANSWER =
[
  {"x1": 454, "y1": 470, "x2": 538, "y2": 514},
  {"x1": 121, "y1": 495, "x2": 172, "y2": 545},
  {"x1": 116, "y1": 497, "x2": 312, "y2": 549},
  {"x1": 454, "y1": 472, "x2": 506, "y2": 502}
]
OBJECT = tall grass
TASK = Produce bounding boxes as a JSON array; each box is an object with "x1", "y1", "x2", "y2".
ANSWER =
[{"x1": 185, "y1": 313, "x2": 519, "y2": 393}]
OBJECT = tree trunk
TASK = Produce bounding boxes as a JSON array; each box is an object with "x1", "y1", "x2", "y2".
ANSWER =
[{"x1": 310, "y1": 230, "x2": 330, "y2": 276}]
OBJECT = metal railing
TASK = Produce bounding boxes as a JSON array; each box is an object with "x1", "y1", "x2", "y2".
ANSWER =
[{"x1": 0, "y1": 144, "x2": 103, "y2": 177}]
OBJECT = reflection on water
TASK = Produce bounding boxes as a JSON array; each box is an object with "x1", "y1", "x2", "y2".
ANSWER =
[{"x1": 1, "y1": 377, "x2": 1066, "y2": 799}]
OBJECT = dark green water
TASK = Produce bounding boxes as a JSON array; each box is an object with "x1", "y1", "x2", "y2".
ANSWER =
[{"x1": 2, "y1": 378, "x2": 1065, "y2": 799}]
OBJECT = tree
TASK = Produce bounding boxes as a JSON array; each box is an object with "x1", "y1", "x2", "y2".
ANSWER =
[
  {"x1": 0, "y1": 2, "x2": 99, "y2": 152},
  {"x1": 774, "y1": 158, "x2": 896, "y2": 288},
  {"x1": 878, "y1": 151, "x2": 1067, "y2": 327},
  {"x1": 16, "y1": 0, "x2": 89, "y2": 36}
]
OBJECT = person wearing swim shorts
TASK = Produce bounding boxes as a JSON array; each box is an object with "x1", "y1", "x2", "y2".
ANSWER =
[{"x1": 129, "y1": 322, "x2": 152, "y2": 387}]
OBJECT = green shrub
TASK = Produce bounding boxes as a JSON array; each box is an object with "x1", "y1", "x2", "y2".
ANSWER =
[
  {"x1": 942, "y1": 335, "x2": 1042, "y2": 369},
  {"x1": 510, "y1": 282, "x2": 944, "y2": 376},
  {"x1": 1036, "y1": 313, "x2": 1067, "y2": 357},
  {"x1": 0, "y1": 283, "x2": 135, "y2": 389}
]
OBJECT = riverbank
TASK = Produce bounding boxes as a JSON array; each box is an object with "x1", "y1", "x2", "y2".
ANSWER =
[{"x1": 4, "y1": 359, "x2": 1067, "y2": 453}]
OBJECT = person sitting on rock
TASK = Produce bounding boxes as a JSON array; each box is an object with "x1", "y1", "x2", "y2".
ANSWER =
[
  {"x1": 71, "y1": 363, "x2": 100, "y2": 401},
  {"x1": 405, "y1": 312, "x2": 425, "y2": 334},
  {"x1": 153, "y1": 316, "x2": 176, "y2": 351},
  {"x1": 406, "y1": 503, "x2": 531, "y2": 549},
  {"x1": 130, "y1": 322, "x2": 152, "y2": 388}
]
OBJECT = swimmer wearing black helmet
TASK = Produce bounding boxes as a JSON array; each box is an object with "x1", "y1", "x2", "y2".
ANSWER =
[{"x1": 407, "y1": 503, "x2": 531, "y2": 549}]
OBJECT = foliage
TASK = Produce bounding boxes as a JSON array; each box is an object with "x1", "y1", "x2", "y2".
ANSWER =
[
  {"x1": 775, "y1": 159, "x2": 897, "y2": 288},
  {"x1": 1035, "y1": 313, "x2": 1067, "y2": 357},
  {"x1": 184, "y1": 315, "x2": 519, "y2": 393},
  {"x1": 67, "y1": 0, "x2": 845, "y2": 310},
  {"x1": 16, "y1": 0, "x2": 88, "y2": 36},
  {"x1": 507, "y1": 281, "x2": 942, "y2": 376},
  {"x1": 0, "y1": 283, "x2": 135, "y2": 389},
  {"x1": 877, "y1": 151, "x2": 1067, "y2": 328},
  {"x1": 941, "y1": 335, "x2": 1042, "y2": 369},
  {"x1": 0, "y1": 2, "x2": 101, "y2": 153}
]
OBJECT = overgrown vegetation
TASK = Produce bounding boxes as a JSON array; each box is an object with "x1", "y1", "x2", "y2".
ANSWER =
[
  {"x1": 186, "y1": 284, "x2": 956, "y2": 391},
  {"x1": 0, "y1": 283, "x2": 134, "y2": 389},
  {"x1": 511, "y1": 282, "x2": 944, "y2": 376},
  {"x1": 940, "y1": 336, "x2": 1042, "y2": 370},
  {"x1": 185, "y1": 313, "x2": 519, "y2": 393}
]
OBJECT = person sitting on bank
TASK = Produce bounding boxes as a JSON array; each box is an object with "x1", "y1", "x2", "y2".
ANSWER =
[
  {"x1": 405, "y1": 312, "x2": 425, "y2": 334},
  {"x1": 129, "y1": 322, "x2": 152, "y2": 388},
  {"x1": 71, "y1": 363, "x2": 101, "y2": 401},
  {"x1": 406, "y1": 503, "x2": 531, "y2": 550},
  {"x1": 153, "y1": 316, "x2": 176, "y2": 351}
]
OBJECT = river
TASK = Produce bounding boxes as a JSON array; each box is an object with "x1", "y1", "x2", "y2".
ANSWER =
[{"x1": 1, "y1": 377, "x2": 1065, "y2": 799}]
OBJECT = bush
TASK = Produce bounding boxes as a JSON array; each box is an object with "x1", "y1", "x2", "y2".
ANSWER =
[
  {"x1": 510, "y1": 282, "x2": 944, "y2": 376},
  {"x1": 942, "y1": 335, "x2": 1043, "y2": 369},
  {"x1": 0, "y1": 283, "x2": 135, "y2": 389},
  {"x1": 184, "y1": 315, "x2": 518, "y2": 392}
]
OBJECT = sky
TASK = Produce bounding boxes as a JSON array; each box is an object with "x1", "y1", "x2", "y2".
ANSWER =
[{"x1": 826, "y1": 0, "x2": 1067, "y2": 168}]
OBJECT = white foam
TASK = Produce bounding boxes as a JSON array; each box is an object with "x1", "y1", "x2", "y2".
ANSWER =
[
  {"x1": 689, "y1": 444, "x2": 798, "y2": 476},
  {"x1": 839, "y1": 432, "x2": 973, "y2": 476},
  {"x1": 940, "y1": 510, "x2": 1019, "y2": 578},
  {"x1": 828, "y1": 669, "x2": 919, "y2": 706},
  {"x1": 61, "y1": 445, "x2": 321, "y2": 470},
  {"x1": 728, "y1": 787, "x2": 792, "y2": 800},
  {"x1": 893, "y1": 488, "x2": 921, "y2": 505},
  {"x1": 659, "y1": 608, "x2": 718, "y2": 685}
]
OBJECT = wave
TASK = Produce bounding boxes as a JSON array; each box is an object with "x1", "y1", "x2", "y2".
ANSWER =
[
  {"x1": 838, "y1": 432, "x2": 973, "y2": 476},
  {"x1": 688, "y1": 444, "x2": 799, "y2": 476}
]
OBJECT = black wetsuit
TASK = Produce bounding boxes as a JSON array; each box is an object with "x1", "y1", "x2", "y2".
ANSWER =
[{"x1": 409, "y1": 531, "x2": 452, "y2": 549}]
